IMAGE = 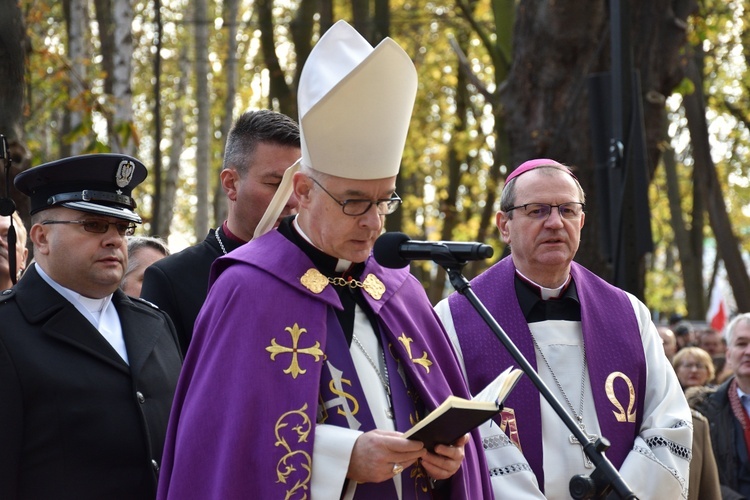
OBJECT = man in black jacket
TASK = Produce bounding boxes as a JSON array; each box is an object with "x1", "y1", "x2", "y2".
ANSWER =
[
  {"x1": 141, "y1": 110, "x2": 300, "y2": 354},
  {"x1": 0, "y1": 154, "x2": 182, "y2": 499},
  {"x1": 694, "y1": 312, "x2": 750, "y2": 500}
]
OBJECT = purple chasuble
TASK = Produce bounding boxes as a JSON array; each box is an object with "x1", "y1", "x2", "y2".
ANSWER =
[
  {"x1": 157, "y1": 230, "x2": 492, "y2": 500},
  {"x1": 448, "y1": 256, "x2": 646, "y2": 491}
]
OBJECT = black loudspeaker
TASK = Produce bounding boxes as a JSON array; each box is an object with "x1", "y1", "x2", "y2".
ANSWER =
[
  {"x1": 0, "y1": 134, "x2": 18, "y2": 285},
  {"x1": 587, "y1": 71, "x2": 653, "y2": 292}
]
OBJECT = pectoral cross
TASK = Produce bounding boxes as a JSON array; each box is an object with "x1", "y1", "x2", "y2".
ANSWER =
[{"x1": 569, "y1": 424, "x2": 598, "y2": 469}]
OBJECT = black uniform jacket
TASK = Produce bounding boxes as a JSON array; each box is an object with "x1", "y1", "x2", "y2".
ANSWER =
[
  {"x1": 140, "y1": 226, "x2": 243, "y2": 355},
  {"x1": 0, "y1": 264, "x2": 183, "y2": 500}
]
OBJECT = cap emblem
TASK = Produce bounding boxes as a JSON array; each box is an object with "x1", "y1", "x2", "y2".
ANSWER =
[{"x1": 115, "y1": 160, "x2": 136, "y2": 188}]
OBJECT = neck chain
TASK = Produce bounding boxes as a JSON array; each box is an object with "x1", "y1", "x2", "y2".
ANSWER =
[
  {"x1": 329, "y1": 276, "x2": 365, "y2": 289},
  {"x1": 215, "y1": 226, "x2": 228, "y2": 255},
  {"x1": 531, "y1": 333, "x2": 587, "y2": 426},
  {"x1": 351, "y1": 333, "x2": 395, "y2": 419}
]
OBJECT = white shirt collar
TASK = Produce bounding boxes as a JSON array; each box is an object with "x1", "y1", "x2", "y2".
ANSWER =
[
  {"x1": 516, "y1": 269, "x2": 571, "y2": 300},
  {"x1": 35, "y1": 263, "x2": 128, "y2": 363},
  {"x1": 292, "y1": 216, "x2": 353, "y2": 272},
  {"x1": 35, "y1": 263, "x2": 113, "y2": 326}
]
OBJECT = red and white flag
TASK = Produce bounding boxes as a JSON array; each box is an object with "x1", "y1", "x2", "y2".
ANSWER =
[{"x1": 707, "y1": 282, "x2": 728, "y2": 332}]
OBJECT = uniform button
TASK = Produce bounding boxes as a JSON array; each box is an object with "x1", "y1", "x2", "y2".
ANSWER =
[
  {"x1": 136, "y1": 391, "x2": 145, "y2": 404},
  {"x1": 152, "y1": 459, "x2": 160, "y2": 472}
]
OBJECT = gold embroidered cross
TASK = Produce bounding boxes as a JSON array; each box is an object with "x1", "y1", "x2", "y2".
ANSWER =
[
  {"x1": 398, "y1": 333, "x2": 432, "y2": 373},
  {"x1": 266, "y1": 323, "x2": 325, "y2": 379}
]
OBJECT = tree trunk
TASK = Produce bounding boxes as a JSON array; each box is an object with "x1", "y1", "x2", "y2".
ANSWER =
[
  {"x1": 151, "y1": 0, "x2": 164, "y2": 235},
  {"x1": 0, "y1": 0, "x2": 30, "y2": 220},
  {"x1": 351, "y1": 0, "x2": 370, "y2": 42},
  {"x1": 662, "y1": 127, "x2": 704, "y2": 317},
  {"x1": 289, "y1": 0, "x2": 316, "y2": 100},
  {"x1": 93, "y1": 0, "x2": 114, "y2": 143},
  {"x1": 501, "y1": 0, "x2": 694, "y2": 284},
  {"x1": 452, "y1": 0, "x2": 513, "y2": 279},
  {"x1": 426, "y1": 33, "x2": 470, "y2": 304},
  {"x1": 683, "y1": 45, "x2": 750, "y2": 312},
  {"x1": 156, "y1": 45, "x2": 190, "y2": 241},
  {"x1": 318, "y1": 0, "x2": 333, "y2": 34},
  {"x1": 63, "y1": 0, "x2": 88, "y2": 155},
  {"x1": 0, "y1": 0, "x2": 26, "y2": 143},
  {"x1": 256, "y1": 0, "x2": 295, "y2": 116},
  {"x1": 111, "y1": 0, "x2": 135, "y2": 154},
  {"x1": 213, "y1": 0, "x2": 240, "y2": 226},
  {"x1": 193, "y1": 0, "x2": 210, "y2": 238},
  {"x1": 372, "y1": 0, "x2": 389, "y2": 43}
]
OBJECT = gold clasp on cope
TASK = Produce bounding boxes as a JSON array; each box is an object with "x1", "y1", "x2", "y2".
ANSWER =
[{"x1": 300, "y1": 268, "x2": 385, "y2": 300}]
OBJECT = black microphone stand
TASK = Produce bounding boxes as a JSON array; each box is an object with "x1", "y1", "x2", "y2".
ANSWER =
[{"x1": 433, "y1": 250, "x2": 637, "y2": 499}]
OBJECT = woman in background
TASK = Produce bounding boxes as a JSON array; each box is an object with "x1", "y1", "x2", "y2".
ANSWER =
[{"x1": 673, "y1": 346, "x2": 715, "y2": 390}]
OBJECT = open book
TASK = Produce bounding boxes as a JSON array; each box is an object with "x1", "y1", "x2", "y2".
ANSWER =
[{"x1": 403, "y1": 366, "x2": 523, "y2": 452}]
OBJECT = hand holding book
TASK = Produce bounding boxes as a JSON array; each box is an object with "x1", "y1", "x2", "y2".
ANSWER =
[{"x1": 403, "y1": 366, "x2": 523, "y2": 452}]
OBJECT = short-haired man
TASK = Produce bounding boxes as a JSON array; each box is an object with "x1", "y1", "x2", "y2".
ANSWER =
[
  {"x1": 698, "y1": 327, "x2": 725, "y2": 357},
  {"x1": 658, "y1": 325, "x2": 678, "y2": 361},
  {"x1": 0, "y1": 154, "x2": 182, "y2": 498},
  {"x1": 436, "y1": 159, "x2": 692, "y2": 498},
  {"x1": 141, "y1": 110, "x2": 300, "y2": 354},
  {"x1": 694, "y1": 313, "x2": 750, "y2": 498},
  {"x1": 674, "y1": 320, "x2": 696, "y2": 351},
  {"x1": 157, "y1": 21, "x2": 492, "y2": 499}
]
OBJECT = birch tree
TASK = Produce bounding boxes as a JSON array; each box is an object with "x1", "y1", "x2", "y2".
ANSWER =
[
  {"x1": 193, "y1": 0, "x2": 210, "y2": 237},
  {"x1": 62, "y1": 0, "x2": 88, "y2": 155},
  {"x1": 111, "y1": 0, "x2": 136, "y2": 154},
  {"x1": 212, "y1": 0, "x2": 240, "y2": 226}
]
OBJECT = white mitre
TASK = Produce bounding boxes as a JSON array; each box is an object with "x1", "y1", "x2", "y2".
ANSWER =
[{"x1": 254, "y1": 20, "x2": 418, "y2": 238}]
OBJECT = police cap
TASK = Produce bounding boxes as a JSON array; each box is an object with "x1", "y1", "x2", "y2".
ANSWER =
[{"x1": 14, "y1": 154, "x2": 147, "y2": 223}]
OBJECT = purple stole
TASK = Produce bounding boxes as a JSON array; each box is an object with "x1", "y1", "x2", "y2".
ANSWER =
[
  {"x1": 448, "y1": 257, "x2": 646, "y2": 491},
  {"x1": 158, "y1": 230, "x2": 491, "y2": 499},
  {"x1": 320, "y1": 309, "x2": 424, "y2": 498}
]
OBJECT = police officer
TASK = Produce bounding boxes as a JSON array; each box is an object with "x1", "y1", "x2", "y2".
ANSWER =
[{"x1": 0, "y1": 154, "x2": 182, "y2": 499}]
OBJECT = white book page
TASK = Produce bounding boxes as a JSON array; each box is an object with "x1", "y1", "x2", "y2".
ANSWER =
[{"x1": 473, "y1": 366, "x2": 514, "y2": 404}]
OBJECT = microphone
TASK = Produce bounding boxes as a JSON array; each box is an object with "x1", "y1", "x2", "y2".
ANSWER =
[{"x1": 373, "y1": 232, "x2": 493, "y2": 269}]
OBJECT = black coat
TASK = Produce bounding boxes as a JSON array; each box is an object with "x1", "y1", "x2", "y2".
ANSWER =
[
  {"x1": 0, "y1": 264, "x2": 182, "y2": 500},
  {"x1": 694, "y1": 377, "x2": 749, "y2": 500},
  {"x1": 140, "y1": 226, "x2": 243, "y2": 355}
]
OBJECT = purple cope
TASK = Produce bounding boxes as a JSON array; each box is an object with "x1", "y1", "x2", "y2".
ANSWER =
[{"x1": 157, "y1": 230, "x2": 492, "y2": 499}]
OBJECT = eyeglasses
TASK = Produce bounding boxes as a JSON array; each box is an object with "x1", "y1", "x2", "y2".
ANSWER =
[
  {"x1": 42, "y1": 219, "x2": 137, "y2": 236},
  {"x1": 310, "y1": 177, "x2": 402, "y2": 216},
  {"x1": 679, "y1": 363, "x2": 707, "y2": 371},
  {"x1": 505, "y1": 202, "x2": 585, "y2": 220}
]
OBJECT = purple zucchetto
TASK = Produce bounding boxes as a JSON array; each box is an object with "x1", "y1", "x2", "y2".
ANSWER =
[{"x1": 505, "y1": 158, "x2": 577, "y2": 184}]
